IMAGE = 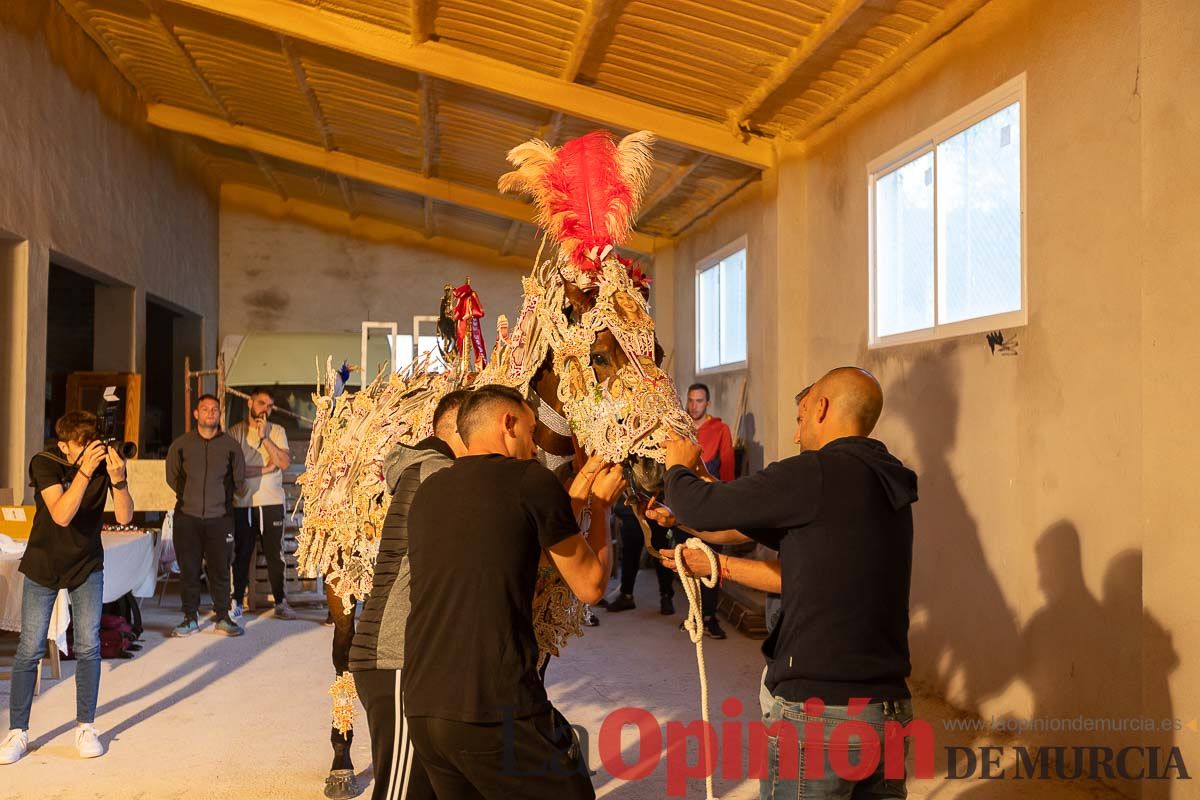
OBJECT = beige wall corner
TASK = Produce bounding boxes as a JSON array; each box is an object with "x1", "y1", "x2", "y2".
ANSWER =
[{"x1": 1140, "y1": 0, "x2": 1200, "y2": 790}]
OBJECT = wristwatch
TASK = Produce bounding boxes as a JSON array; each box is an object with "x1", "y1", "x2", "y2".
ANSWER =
[{"x1": 112, "y1": 479, "x2": 129, "y2": 490}]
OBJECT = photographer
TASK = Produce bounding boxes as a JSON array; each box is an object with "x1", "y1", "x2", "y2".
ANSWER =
[{"x1": 0, "y1": 411, "x2": 134, "y2": 766}]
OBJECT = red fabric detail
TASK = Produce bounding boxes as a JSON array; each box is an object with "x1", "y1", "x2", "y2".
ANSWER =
[
  {"x1": 452, "y1": 282, "x2": 488, "y2": 368},
  {"x1": 697, "y1": 416, "x2": 735, "y2": 482}
]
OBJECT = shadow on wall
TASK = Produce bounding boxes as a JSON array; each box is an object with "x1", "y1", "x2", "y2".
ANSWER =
[
  {"x1": 889, "y1": 354, "x2": 1179, "y2": 798},
  {"x1": 887, "y1": 354, "x2": 1022, "y2": 709},
  {"x1": 737, "y1": 412, "x2": 765, "y2": 475}
]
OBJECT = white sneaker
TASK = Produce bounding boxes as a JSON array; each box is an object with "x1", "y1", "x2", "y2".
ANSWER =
[
  {"x1": 0, "y1": 729, "x2": 28, "y2": 765},
  {"x1": 75, "y1": 725, "x2": 104, "y2": 759},
  {"x1": 230, "y1": 600, "x2": 244, "y2": 619}
]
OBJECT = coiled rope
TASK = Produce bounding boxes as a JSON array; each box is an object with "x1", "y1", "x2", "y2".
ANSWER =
[{"x1": 674, "y1": 537, "x2": 721, "y2": 800}]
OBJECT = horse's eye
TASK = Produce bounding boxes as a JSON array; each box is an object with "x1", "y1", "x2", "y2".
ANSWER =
[{"x1": 592, "y1": 354, "x2": 609, "y2": 366}]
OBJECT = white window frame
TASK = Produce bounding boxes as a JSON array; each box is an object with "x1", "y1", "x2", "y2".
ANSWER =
[
  {"x1": 867, "y1": 73, "x2": 1027, "y2": 349},
  {"x1": 695, "y1": 235, "x2": 749, "y2": 375},
  {"x1": 391, "y1": 315, "x2": 445, "y2": 373}
]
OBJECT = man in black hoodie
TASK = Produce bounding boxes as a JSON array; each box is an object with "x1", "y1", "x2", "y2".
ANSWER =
[{"x1": 660, "y1": 367, "x2": 918, "y2": 800}]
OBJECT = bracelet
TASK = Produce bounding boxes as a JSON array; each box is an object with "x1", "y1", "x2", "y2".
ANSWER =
[
  {"x1": 79, "y1": 470, "x2": 94, "y2": 481},
  {"x1": 576, "y1": 503, "x2": 593, "y2": 533},
  {"x1": 112, "y1": 479, "x2": 129, "y2": 490}
]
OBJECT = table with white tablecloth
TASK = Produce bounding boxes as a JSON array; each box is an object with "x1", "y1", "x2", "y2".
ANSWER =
[{"x1": 0, "y1": 530, "x2": 158, "y2": 654}]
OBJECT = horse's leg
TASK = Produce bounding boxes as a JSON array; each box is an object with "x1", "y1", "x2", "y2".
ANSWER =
[{"x1": 324, "y1": 581, "x2": 361, "y2": 799}]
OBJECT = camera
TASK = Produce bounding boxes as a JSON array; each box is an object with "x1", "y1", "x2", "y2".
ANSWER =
[{"x1": 95, "y1": 386, "x2": 138, "y2": 460}]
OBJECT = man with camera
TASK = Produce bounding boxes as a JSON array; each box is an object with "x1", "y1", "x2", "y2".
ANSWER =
[
  {"x1": 1, "y1": 411, "x2": 134, "y2": 765},
  {"x1": 227, "y1": 388, "x2": 294, "y2": 620},
  {"x1": 165, "y1": 394, "x2": 247, "y2": 638}
]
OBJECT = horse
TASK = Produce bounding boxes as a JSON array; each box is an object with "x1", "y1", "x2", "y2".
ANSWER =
[{"x1": 297, "y1": 129, "x2": 692, "y2": 799}]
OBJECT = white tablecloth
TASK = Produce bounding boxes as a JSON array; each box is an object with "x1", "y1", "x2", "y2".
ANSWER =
[{"x1": 0, "y1": 530, "x2": 157, "y2": 653}]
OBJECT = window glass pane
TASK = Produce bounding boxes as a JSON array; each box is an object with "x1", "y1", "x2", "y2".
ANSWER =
[
  {"x1": 719, "y1": 250, "x2": 747, "y2": 364},
  {"x1": 875, "y1": 152, "x2": 935, "y2": 337},
  {"x1": 937, "y1": 101, "x2": 1022, "y2": 323},
  {"x1": 392, "y1": 334, "x2": 414, "y2": 373},
  {"x1": 697, "y1": 265, "x2": 721, "y2": 370}
]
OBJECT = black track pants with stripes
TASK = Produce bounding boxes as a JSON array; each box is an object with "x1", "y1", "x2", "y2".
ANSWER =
[{"x1": 354, "y1": 669, "x2": 436, "y2": 800}]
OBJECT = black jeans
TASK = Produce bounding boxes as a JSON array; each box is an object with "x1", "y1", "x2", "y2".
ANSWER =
[
  {"x1": 232, "y1": 504, "x2": 286, "y2": 604},
  {"x1": 354, "y1": 669, "x2": 435, "y2": 800},
  {"x1": 408, "y1": 708, "x2": 594, "y2": 800},
  {"x1": 615, "y1": 507, "x2": 675, "y2": 597},
  {"x1": 174, "y1": 513, "x2": 234, "y2": 621}
]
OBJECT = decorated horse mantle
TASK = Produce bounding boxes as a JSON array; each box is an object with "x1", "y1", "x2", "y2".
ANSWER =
[{"x1": 294, "y1": 130, "x2": 695, "y2": 746}]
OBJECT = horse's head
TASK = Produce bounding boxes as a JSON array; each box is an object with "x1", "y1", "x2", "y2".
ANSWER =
[
  {"x1": 542, "y1": 258, "x2": 693, "y2": 497},
  {"x1": 488, "y1": 128, "x2": 696, "y2": 496}
]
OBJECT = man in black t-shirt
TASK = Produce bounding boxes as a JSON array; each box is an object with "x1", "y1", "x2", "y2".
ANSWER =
[
  {"x1": 1, "y1": 411, "x2": 134, "y2": 766},
  {"x1": 402, "y1": 385, "x2": 625, "y2": 800}
]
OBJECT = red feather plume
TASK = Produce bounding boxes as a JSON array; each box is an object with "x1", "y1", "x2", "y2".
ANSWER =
[
  {"x1": 499, "y1": 130, "x2": 655, "y2": 273},
  {"x1": 544, "y1": 132, "x2": 632, "y2": 271}
]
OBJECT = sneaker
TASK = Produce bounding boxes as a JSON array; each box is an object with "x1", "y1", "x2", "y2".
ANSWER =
[
  {"x1": 274, "y1": 600, "x2": 297, "y2": 620},
  {"x1": 703, "y1": 616, "x2": 727, "y2": 640},
  {"x1": 230, "y1": 600, "x2": 243, "y2": 619},
  {"x1": 75, "y1": 725, "x2": 104, "y2": 759},
  {"x1": 606, "y1": 592, "x2": 637, "y2": 612},
  {"x1": 171, "y1": 618, "x2": 199, "y2": 637},
  {"x1": 0, "y1": 729, "x2": 28, "y2": 765},
  {"x1": 582, "y1": 605, "x2": 599, "y2": 627},
  {"x1": 659, "y1": 594, "x2": 675, "y2": 616},
  {"x1": 214, "y1": 618, "x2": 244, "y2": 637}
]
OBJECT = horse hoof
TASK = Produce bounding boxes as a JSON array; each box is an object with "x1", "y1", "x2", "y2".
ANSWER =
[{"x1": 323, "y1": 769, "x2": 362, "y2": 799}]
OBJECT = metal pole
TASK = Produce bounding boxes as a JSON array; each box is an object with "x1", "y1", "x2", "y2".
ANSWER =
[{"x1": 183, "y1": 356, "x2": 192, "y2": 433}]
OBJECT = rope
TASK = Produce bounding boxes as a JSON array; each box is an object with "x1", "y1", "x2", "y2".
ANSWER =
[{"x1": 674, "y1": 537, "x2": 721, "y2": 800}]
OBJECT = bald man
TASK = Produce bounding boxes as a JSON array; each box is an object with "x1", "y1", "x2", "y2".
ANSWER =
[{"x1": 660, "y1": 367, "x2": 919, "y2": 800}]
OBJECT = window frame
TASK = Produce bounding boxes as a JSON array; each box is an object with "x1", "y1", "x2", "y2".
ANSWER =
[
  {"x1": 867, "y1": 73, "x2": 1028, "y2": 349},
  {"x1": 694, "y1": 235, "x2": 749, "y2": 375}
]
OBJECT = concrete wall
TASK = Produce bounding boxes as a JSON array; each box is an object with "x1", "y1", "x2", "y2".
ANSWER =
[
  {"x1": 668, "y1": 0, "x2": 1197, "y2": 793},
  {"x1": 219, "y1": 208, "x2": 530, "y2": 340},
  {"x1": 0, "y1": 3, "x2": 218, "y2": 499}
]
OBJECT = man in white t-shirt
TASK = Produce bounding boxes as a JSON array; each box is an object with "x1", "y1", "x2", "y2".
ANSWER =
[{"x1": 227, "y1": 388, "x2": 295, "y2": 619}]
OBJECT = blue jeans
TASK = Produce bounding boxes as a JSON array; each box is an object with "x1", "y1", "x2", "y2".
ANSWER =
[
  {"x1": 760, "y1": 696, "x2": 914, "y2": 800},
  {"x1": 9, "y1": 570, "x2": 104, "y2": 730}
]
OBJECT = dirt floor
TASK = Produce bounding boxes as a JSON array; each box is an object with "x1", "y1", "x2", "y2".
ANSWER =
[{"x1": 1, "y1": 572, "x2": 1129, "y2": 799}]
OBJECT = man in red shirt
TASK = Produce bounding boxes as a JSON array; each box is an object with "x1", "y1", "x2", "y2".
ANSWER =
[
  {"x1": 689, "y1": 384, "x2": 736, "y2": 482},
  {"x1": 678, "y1": 383, "x2": 733, "y2": 638}
]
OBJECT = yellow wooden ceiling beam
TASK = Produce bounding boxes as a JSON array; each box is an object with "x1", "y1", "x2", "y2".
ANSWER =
[
  {"x1": 728, "y1": 0, "x2": 867, "y2": 132},
  {"x1": 793, "y1": 0, "x2": 992, "y2": 140},
  {"x1": 221, "y1": 184, "x2": 533, "y2": 269},
  {"x1": 148, "y1": 103, "x2": 662, "y2": 255},
  {"x1": 161, "y1": 0, "x2": 775, "y2": 168}
]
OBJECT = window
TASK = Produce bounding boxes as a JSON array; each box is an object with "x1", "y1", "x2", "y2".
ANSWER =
[
  {"x1": 392, "y1": 316, "x2": 445, "y2": 373},
  {"x1": 696, "y1": 238, "x2": 747, "y2": 372},
  {"x1": 869, "y1": 75, "x2": 1025, "y2": 347}
]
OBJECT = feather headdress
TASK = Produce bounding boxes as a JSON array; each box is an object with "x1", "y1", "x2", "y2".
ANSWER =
[{"x1": 499, "y1": 130, "x2": 656, "y2": 272}]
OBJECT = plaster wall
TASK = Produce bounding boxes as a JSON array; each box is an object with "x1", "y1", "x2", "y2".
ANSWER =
[
  {"x1": 669, "y1": 1, "x2": 1196, "y2": 793},
  {"x1": 1139, "y1": 2, "x2": 1200, "y2": 797},
  {"x1": 0, "y1": 4, "x2": 218, "y2": 499}
]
